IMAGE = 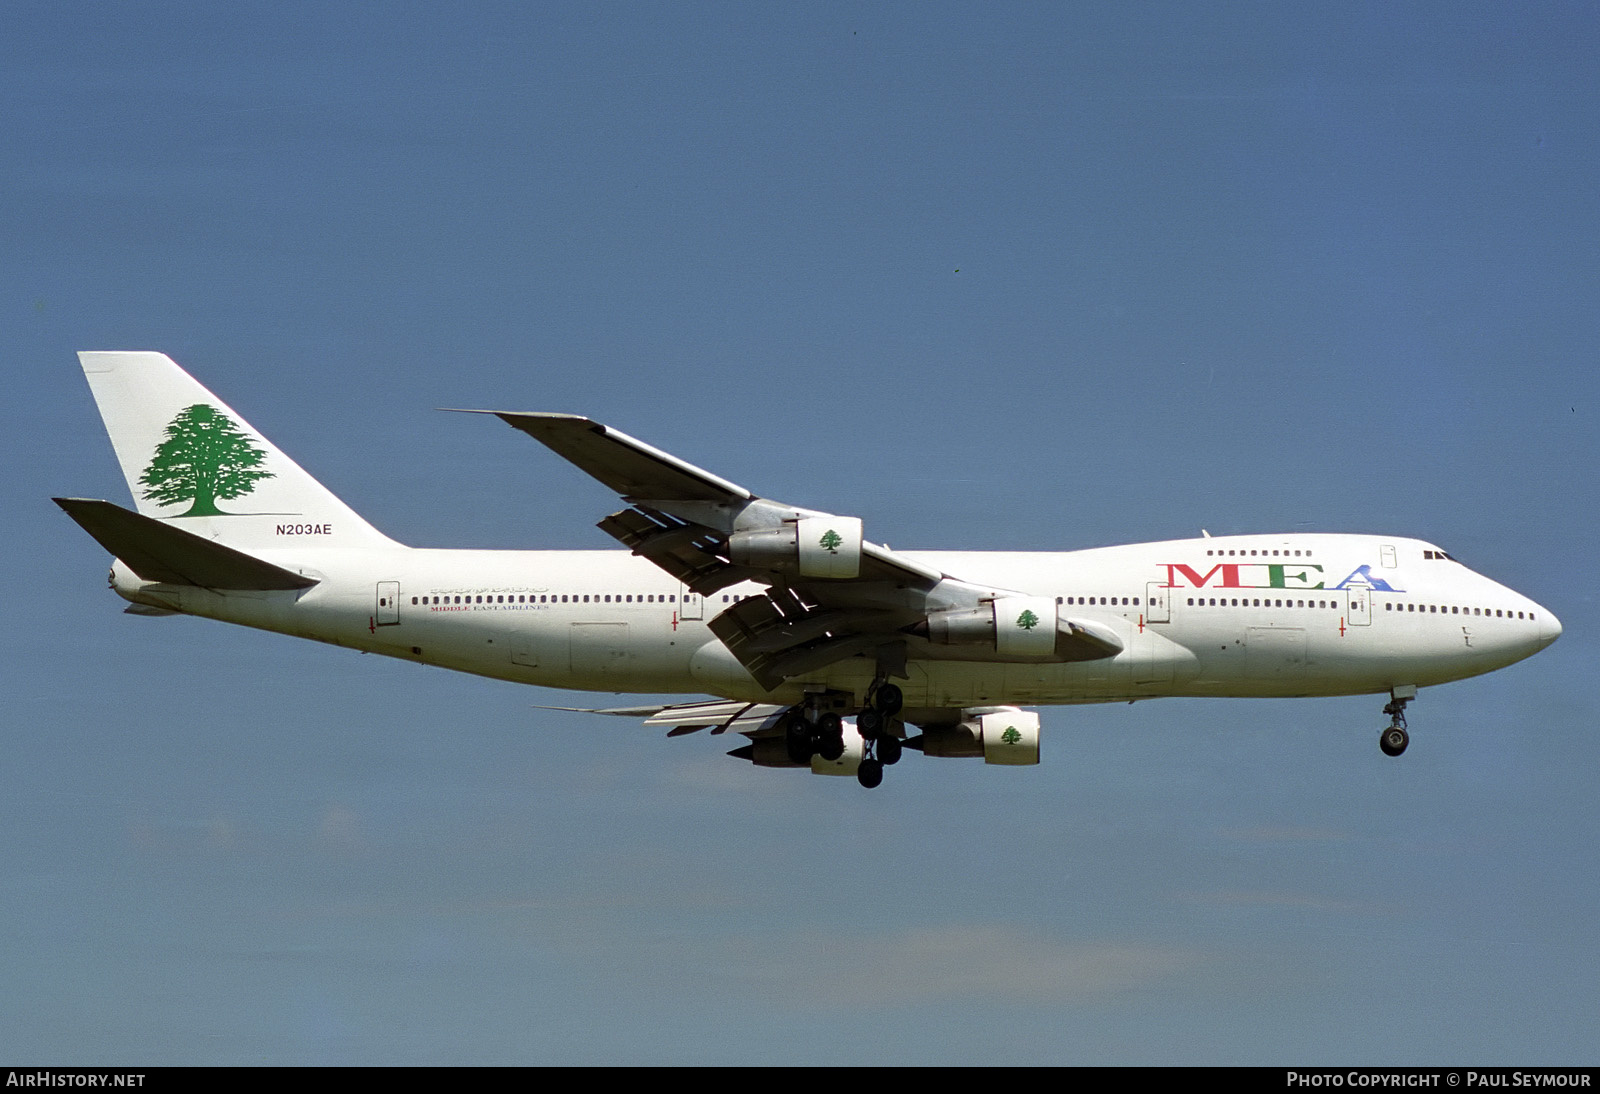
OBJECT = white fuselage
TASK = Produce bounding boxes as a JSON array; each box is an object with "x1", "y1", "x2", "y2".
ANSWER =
[{"x1": 112, "y1": 531, "x2": 1560, "y2": 711}]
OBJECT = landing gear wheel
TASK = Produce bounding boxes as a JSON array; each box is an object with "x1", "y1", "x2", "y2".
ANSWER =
[
  {"x1": 874, "y1": 684, "x2": 903, "y2": 718},
  {"x1": 877, "y1": 735, "x2": 903, "y2": 766},
  {"x1": 815, "y1": 711, "x2": 845, "y2": 761},
  {"x1": 1380, "y1": 725, "x2": 1409, "y2": 757},
  {"x1": 857, "y1": 758, "x2": 884, "y2": 789},
  {"x1": 784, "y1": 717, "x2": 814, "y2": 765},
  {"x1": 857, "y1": 708, "x2": 883, "y2": 740}
]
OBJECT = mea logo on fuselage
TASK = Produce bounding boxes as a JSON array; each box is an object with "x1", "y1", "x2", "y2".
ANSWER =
[{"x1": 1160, "y1": 562, "x2": 1402, "y2": 593}]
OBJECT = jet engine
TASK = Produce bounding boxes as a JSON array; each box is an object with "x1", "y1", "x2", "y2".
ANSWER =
[
  {"x1": 728, "y1": 516, "x2": 862, "y2": 580},
  {"x1": 915, "y1": 708, "x2": 1040, "y2": 766},
  {"x1": 916, "y1": 597, "x2": 1122, "y2": 661}
]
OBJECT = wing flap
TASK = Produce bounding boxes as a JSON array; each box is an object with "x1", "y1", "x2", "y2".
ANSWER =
[
  {"x1": 596, "y1": 506, "x2": 761, "y2": 595},
  {"x1": 55, "y1": 498, "x2": 318, "y2": 590}
]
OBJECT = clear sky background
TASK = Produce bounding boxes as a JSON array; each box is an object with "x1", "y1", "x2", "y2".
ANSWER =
[{"x1": 4, "y1": 2, "x2": 1597, "y2": 1065}]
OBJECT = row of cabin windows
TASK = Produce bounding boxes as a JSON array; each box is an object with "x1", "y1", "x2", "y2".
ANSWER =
[
  {"x1": 1181, "y1": 596, "x2": 1533, "y2": 620},
  {"x1": 1385, "y1": 602, "x2": 1532, "y2": 620},
  {"x1": 412, "y1": 593, "x2": 680, "y2": 605},
  {"x1": 404, "y1": 592, "x2": 1531, "y2": 623},
  {"x1": 1204, "y1": 548, "x2": 1313, "y2": 557}
]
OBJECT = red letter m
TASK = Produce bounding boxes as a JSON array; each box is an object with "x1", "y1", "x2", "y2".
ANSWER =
[{"x1": 1164, "y1": 563, "x2": 1241, "y2": 588}]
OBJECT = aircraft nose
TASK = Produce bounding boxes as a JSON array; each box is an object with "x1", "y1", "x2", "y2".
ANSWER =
[{"x1": 1537, "y1": 605, "x2": 1562, "y2": 648}]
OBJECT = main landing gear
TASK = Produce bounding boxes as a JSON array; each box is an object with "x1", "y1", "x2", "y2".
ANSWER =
[
  {"x1": 1379, "y1": 688, "x2": 1413, "y2": 757},
  {"x1": 854, "y1": 682, "x2": 904, "y2": 789},
  {"x1": 781, "y1": 683, "x2": 906, "y2": 788}
]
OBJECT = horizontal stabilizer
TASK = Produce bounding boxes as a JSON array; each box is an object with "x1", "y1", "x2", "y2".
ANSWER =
[{"x1": 54, "y1": 498, "x2": 318, "y2": 591}]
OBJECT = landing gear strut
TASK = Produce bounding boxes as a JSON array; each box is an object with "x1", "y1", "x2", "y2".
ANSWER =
[{"x1": 1379, "y1": 691, "x2": 1411, "y2": 757}]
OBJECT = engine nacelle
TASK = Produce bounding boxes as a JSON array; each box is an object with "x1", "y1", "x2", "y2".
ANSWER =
[
  {"x1": 918, "y1": 598, "x2": 1124, "y2": 662},
  {"x1": 918, "y1": 708, "x2": 1040, "y2": 766},
  {"x1": 728, "y1": 516, "x2": 862, "y2": 579},
  {"x1": 923, "y1": 596, "x2": 1060, "y2": 658}
]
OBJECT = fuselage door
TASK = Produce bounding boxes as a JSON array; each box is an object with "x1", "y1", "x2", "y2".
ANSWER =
[
  {"x1": 376, "y1": 581, "x2": 400, "y2": 626},
  {"x1": 679, "y1": 584, "x2": 704, "y2": 621},
  {"x1": 1144, "y1": 582, "x2": 1170, "y2": 624},
  {"x1": 1380, "y1": 544, "x2": 1397, "y2": 568},
  {"x1": 1345, "y1": 587, "x2": 1372, "y2": 627}
]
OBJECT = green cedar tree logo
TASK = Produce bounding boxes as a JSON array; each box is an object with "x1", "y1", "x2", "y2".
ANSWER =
[
  {"x1": 819, "y1": 528, "x2": 844, "y2": 554},
  {"x1": 139, "y1": 404, "x2": 274, "y2": 516},
  {"x1": 1000, "y1": 726, "x2": 1022, "y2": 745},
  {"x1": 1016, "y1": 609, "x2": 1040, "y2": 630}
]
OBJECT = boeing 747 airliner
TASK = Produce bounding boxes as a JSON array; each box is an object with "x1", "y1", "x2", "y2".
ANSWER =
[{"x1": 56, "y1": 352, "x2": 1560, "y2": 788}]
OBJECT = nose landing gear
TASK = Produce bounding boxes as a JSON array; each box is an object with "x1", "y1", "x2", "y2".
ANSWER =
[{"x1": 1379, "y1": 688, "x2": 1413, "y2": 757}]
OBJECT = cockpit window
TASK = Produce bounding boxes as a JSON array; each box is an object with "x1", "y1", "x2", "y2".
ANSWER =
[{"x1": 1423, "y1": 549, "x2": 1459, "y2": 562}]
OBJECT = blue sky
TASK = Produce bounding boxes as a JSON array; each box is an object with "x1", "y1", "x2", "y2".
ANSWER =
[{"x1": 4, "y1": 3, "x2": 1597, "y2": 1063}]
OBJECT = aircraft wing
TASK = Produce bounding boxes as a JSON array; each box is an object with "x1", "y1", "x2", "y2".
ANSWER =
[
  {"x1": 485, "y1": 413, "x2": 752, "y2": 504},
  {"x1": 479, "y1": 411, "x2": 1116, "y2": 689},
  {"x1": 534, "y1": 699, "x2": 789, "y2": 736}
]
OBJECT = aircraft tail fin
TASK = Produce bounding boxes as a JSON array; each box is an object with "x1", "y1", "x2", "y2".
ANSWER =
[{"x1": 76, "y1": 352, "x2": 399, "y2": 551}]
